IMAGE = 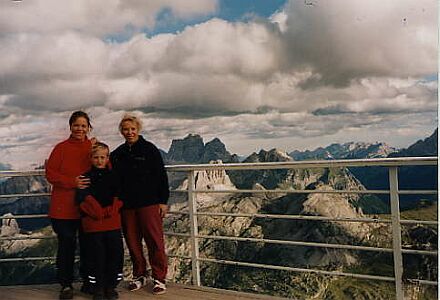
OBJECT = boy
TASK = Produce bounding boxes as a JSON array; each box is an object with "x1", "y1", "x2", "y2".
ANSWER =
[{"x1": 76, "y1": 142, "x2": 123, "y2": 300}]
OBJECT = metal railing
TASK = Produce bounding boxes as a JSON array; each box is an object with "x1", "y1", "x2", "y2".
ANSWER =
[{"x1": 0, "y1": 157, "x2": 438, "y2": 299}]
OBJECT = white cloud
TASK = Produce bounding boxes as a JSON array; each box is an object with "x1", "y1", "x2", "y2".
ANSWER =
[
  {"x1": 282, "y1": 0, "x2": 437, "y2": 85},
  {"x1": 0, "y1": 0, "x2": 218, "y2": 37}
]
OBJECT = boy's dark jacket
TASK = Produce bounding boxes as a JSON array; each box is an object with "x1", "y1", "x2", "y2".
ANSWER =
[
  {"x1": 76, "y1": 167, "x2": 122, "y2": 233},
  {"x1": 110, "y1": 135, "x2": 169, "y2": 209}
]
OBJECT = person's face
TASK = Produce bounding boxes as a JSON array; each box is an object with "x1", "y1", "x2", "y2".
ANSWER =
[
  {"x1": 91, "y1": 148, "x2": 109, "y2": 169},
  {"x1": 70, "y1": 117, "x2": 89, "y2": 141},
  {"x1": 121, "y1": 121, "x2": 139, "y2": 145}
]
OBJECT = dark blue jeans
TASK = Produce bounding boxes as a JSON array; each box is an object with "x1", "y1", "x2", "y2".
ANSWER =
[{"x1": 51, "y1": 219, "x2": 88, "y2": 287}]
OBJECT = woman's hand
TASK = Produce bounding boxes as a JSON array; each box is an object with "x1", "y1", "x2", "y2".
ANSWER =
[
  {"x1": 90, "y1": 137, "x2": 98, "y2": 145},
  {"x1": 159, "y1": 204, "x2": 168, "y2": 218},
  {"x1": 75, "y1": 175, "x2": 90, "y2": 189}
]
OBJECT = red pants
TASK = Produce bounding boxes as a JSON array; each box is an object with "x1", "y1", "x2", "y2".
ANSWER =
[{"x1": 121, "y1": 205, "x2": 167, "y2": 281}]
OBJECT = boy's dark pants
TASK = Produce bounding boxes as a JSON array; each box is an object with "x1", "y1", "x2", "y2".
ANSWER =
[
  {"x1": 51, "y1": 219, "x2": 88, "y2": 287},
  {"x1": 84, "y1": 229, "x2": 124, "y2": 290}
]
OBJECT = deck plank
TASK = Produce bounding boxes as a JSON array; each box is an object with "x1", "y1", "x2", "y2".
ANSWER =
[{"x1": 0, "y1": 282, "x2": 285, "y2": 300}]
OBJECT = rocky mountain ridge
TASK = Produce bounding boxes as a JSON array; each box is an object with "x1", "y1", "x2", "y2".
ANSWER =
[
  {"x1": 290, "y1": 141, "x2": 397, "y2": 161},
  {"x1": 164, "y1": 134, "x2": 239, "y2": 164}
]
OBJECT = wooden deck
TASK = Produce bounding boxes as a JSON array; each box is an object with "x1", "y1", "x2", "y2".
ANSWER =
[{"x1": 0, "y1": 282, "x2": 286, "y2": 300}]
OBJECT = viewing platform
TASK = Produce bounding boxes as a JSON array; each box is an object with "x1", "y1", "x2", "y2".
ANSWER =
[{"x1": 0, "y1": 282, "x2": 282, "y2": 300}]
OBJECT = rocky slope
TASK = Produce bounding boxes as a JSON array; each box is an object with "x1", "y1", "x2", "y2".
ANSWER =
[{"x1": 164, "y1": 161, "x2": 402, "y2": 298}]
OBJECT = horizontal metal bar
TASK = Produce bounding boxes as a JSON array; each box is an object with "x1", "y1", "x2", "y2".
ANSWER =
[
  {"x1": 0, "y1": 171, "x2": 45, "y2": 178},
  {"x1": 0, "y1": 254, "x2": 192, "y2": 263},
  {"x1": 0, "y1": 256, "x2": 55, "y2": 263},
  {"x1": 398, "y1": 190, "x2": 438, "y2": 195},
  {"x1": 0, "y1": 212, "x2": 188, "y2": 220},
  {"x1": 197, "y1": 234, "x2": 393, "y2": 253},
  {"x1": 165, "y1": 157, "x2": 437, "y2": 171},
  {"x1": 0, "y1": 193, "x2": 50, "y2": 199},
  {"x1": 168, "y1": 254, "x2": 192, "y2": 260},
  {"x1": 167, "y1": 211, "x2": 189, "y2": 215},
  {"x1": 0, "y1": 235, "x2": 56, "y2": 241},
  {"x1": 2, "y1": 157, "x2": 435, "y2": 176},
  {"x1": 198, "y1": 257, "x2": 396, "y2": 282},
  {"x1": 1, "y1": 255, "x2": 130, "y2": 263},
  {"x1": 400, "y1": 219, "x2": 438, "y2": 226},
  {"x1": 401, "y1": 249, "x2": 438, "y2": 256},
  {"x1": 164, "y1": 232, "x2": 191, "y2": 238},
  {"x1": 195, "y1": 212, "x2": 392, "y2": 224},
  {"x1": 406, "y1": 279, "x2": 438, "y2": 286},
  {"x1": 0, "y1": 214, "x2": 48, "y2": 220},
  {"x1": 193, "y1": 189, "x2": 391, "y2": 194},
  {"x1": 0, "y1": 190, "x2": 435, "y2": 199}
]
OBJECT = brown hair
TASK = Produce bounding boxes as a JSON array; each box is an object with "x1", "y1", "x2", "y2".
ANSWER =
[
  {"x1": 119, "y1": 113, "x2": 142, "y2": 133},
  {"x1": 69, "y1": 111, "x2": 92, "y2": 129}
]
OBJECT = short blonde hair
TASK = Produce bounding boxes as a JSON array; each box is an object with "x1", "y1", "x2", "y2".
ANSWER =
[
  {"x1": 91, "y1": 141, "x2": 109, "y2": 155},
  {"x1": 119, "y1": 114, "x2": 142, "y2": 133}
]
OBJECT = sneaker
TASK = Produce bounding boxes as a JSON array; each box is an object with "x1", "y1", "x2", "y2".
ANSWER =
[
  {"x1": 128, "y1": 276, "x2": 147, "y2": 291},
  {"x1": 80, "y1": 282, "x2": 94, "y2": 295},
  {"x1": 152, "y1": 279, "x2": 166, "y2": 295},
  {"x1": 104, "y1": 287, "x2": 119, "y2": 300},
  {"x1": 59, "y1": 286, "x2": 73, "y2": 300}
]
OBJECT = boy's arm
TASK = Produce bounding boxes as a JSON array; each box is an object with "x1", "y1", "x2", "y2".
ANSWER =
[
  {"x1": 75, "y1": 186, "x2": 90, "y2": 204},
  {"x1": 104, "y1": 197, "x2": 123, "y2": 217},
  {"x1": 79, "y1": 195, "x2": 104, "y2": 220}
]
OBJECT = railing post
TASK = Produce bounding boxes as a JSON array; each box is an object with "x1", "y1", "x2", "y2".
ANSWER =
[
  {"x1": 187, "y1": 170, "x2": 201, "y2": 286},
  {"x1": 389, "y1": 167, "x2": 404, "y2": 300}
]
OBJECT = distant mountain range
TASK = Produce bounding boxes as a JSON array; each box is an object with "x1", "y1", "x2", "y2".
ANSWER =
[
  {"x1": 158, "y1": 134, "x2": 400, "y2": 164},
  {"x1": 289, "y1": 141, "x2": 396, "y2": 161}
]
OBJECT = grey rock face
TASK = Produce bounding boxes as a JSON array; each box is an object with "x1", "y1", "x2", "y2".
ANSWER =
[
  {"x1": 165, "y1": 135, "x2": 238, "y2": 164},
  {"x1": 201, "y1": 138, "x2": 237, "y2": 163},
  {"x1": 167, "y1": 134, "x2": 205, "y2": 163}
]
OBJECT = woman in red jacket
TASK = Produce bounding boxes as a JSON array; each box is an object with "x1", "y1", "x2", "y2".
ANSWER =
[{"x1": 46, "y1": 111, "x2": 94, "y2": 300}]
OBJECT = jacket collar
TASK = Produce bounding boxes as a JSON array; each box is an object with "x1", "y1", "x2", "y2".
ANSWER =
[
  {"x1": 124, "y1": 135, "x2": 146, "y2": 150},
  {"x1": 68, "y1": 135, "x2": 89, "y2": 144}
]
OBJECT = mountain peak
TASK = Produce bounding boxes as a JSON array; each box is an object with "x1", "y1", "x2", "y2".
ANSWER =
[
  {"x1": 244, "y1": 148, "x2": 292, "y2": 163},
  {"x1": 166, "y1": 134, "x2": 237, "y2": 164},
  {"x1": 167, "y1": 134, "x2": 205, "y2": 163},
  {"x1": 388, "y1": 128, "x2": 437, "y2": 158}
]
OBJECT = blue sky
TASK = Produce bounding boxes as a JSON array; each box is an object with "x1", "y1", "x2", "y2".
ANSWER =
[{"x1": 150, "y1": 0, "x2": 287, "y2": 35}]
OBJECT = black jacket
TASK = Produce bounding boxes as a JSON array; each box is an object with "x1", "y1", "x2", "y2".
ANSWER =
[
  {"x1": 110, "y1": 135, "x2": 169, "y2": 209},
  {"x1": 75, "y1": 166, "x2": 119, "y2": 208}
]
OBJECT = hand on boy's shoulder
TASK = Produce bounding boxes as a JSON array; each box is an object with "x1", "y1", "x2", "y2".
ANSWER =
[{"x1": 75, "y1": 175, "x2": 90, "y2": 189}]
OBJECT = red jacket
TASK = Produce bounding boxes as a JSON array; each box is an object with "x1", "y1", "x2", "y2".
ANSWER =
[
  {"x1": 46, "y1": 136, "x2": 92, "y2": 219},
  {"x1": 80, "y1": 196, "x2": 123, "y2": 232}
]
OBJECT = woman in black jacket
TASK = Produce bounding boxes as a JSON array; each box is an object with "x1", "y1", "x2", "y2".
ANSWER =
[{"x1": 110, "y1": 114, "x2": 169, "y2": 295}]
